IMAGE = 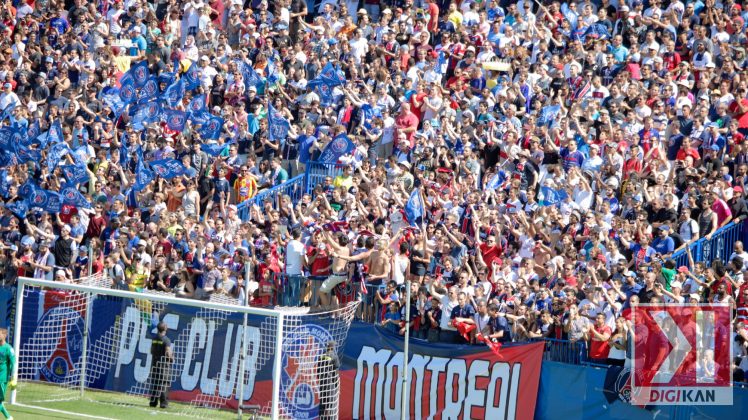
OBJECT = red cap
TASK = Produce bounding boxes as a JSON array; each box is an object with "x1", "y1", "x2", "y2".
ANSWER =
[
  {"x1": 597, "y1": 254, "x2": 607, "y2": 263},
  {"x1": 678, "y1": 266, "x2": 689, "y2": 273},
  {"x1": 734, "y1": 186, "x2": 744, "y2": 193}
]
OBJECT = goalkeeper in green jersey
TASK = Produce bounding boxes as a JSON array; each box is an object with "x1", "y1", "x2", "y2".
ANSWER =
[{"x1": 0, "y1": 328, "x2": 15, "y2": 420}]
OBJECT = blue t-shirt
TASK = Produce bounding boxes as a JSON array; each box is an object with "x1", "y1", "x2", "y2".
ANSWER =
[
  {"x1": 560, "y1": 148, "x2": 585, "y2": 171},
  {"x1": 297, "y1": 135, "x2": 317, "y2": 164},
  {"x1": 652, "y1": 236, "x2": 675, "y2": 254}
]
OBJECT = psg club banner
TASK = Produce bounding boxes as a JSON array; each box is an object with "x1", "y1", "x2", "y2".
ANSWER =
[
  {"x1": 18, "y1": 289, "x2": 542, "y2": 419},
  {"x1": 339, "y1": 323, "x2": 543, "y2": 420}
]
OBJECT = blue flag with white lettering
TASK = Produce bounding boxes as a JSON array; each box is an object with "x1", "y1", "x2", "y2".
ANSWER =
[
  {"x1": 130, "y1": 60, "x2": 150, "y2": 88},
  {"x1": 404, "y1": 189, "x2": 425, "y2": 226},
  {"x1": 183, "y1": 62, "x2": 201, "y2": 90},
  {"x1": 119, "y1": 72, "x2": 137, "y2": 104},
  {"x1": 137, "y1": 76, "x2": 160, "y2": 103},
  {"x1": 308, "y1": 78, "x2": 336, "y2": 106},
  {"x1": 6, "y1": 199, "x2": 28, "y2": 218},
  {"x1": 100, "y1": 86, "x2": 127, "y2": 117},
  {"x1": 15, "y1": 145, "x2": 42, "y2": 164},
  {"x1": 60, "y1": 184, "x2": 92, "y2": 209},
  {"x1": 162, "y1": 78, "x2": 185, "y2": 108},
  {"x1": 201, "y1": 142, "x2": 229, "y2": 157},
  {"x1": 27, "y1": 184, "x2": 62, "y2": 213},
  {"x1": 0, "y1": 126, "x2": 22, "y2": 153},
  {"x1": 162, "y1": 108, "x2": 187, "y2": 131},
  {"x1": 188, "y1": 94, "x2": 207, "y2": 116},
  {"x1": 25, "y1": 119, "x2": 40, "y2": 145},
  {"x1": 538, "y1": 186, "x2": 568, "y2": 206},
  {"x1": 47, "y1": 142, "x2": 71, "y2": 172},
  {"x1": 132, "y1": 157, "x2": 154, "y2": 192},
  {"x1": 190, "y1": 110, "x2": 212, "y2": 126},
  {"x1": 149, "y1": 159, "x2": 186, "y2": 179},
  {"x1": 267, "y1": 104, "x2": 290, "y2": 142},
  {"x1": 200, "y1": 115, "x2": 224, "y2": 140},
  {"x1": 537, "y1": 105, "x2": 561, "y2": 128},
  {"x1": 61, "y1": 163, "x2": 89, "y2": 186},
  {"x1": 158, "y1": 72, "x2": 177, "y2": 86},
  {"x1": 240, "y1": 61, "x2": 263, "y2": 90},
  {"x1": 131, "y1": 101, "x2": 162, "y2": 130},
  {"x1": 318, "y1": 62, "x2": 346, "y2": 86},
  {"x1": 318, "y1": 133, "x2": 355, "y2": 164}
]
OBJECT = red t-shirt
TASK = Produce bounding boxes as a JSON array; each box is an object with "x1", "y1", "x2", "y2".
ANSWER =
[
  {"x1": 589, "y1": 325, "x2": 612, "y2": 359},
  {"x1": 395, "y1": 112, "x2": 420, "y2": 147},
  {"x1": 307, "y1": 245, "x2": 331, "y2": 276},
  {"x1": 728, "y1": 98, "x2": 748, "y2": 128}
]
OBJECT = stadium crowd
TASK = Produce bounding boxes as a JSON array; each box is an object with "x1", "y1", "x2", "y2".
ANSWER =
[{"x1": 1, "y1": 0, "x2": 748, "y2": 381}]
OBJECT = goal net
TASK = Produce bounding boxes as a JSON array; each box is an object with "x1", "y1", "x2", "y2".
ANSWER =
[{"x1": 11, "y1": 275, "x2": 359, "y2": 419}]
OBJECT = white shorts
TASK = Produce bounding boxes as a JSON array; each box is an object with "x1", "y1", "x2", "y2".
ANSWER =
[{"x1": 319, "y1": 274, "x2": 347, "y2": 294}]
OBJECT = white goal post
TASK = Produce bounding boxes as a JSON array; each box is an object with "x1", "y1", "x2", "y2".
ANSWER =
[{"x1": 11, "y1": 276, "x2": 286, "y2": 419}]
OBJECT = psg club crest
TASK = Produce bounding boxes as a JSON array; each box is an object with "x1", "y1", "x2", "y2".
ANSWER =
[
  {"x1": 330, "y1": 136, "x2": 348, "y2": 153},
  {"x1": 37, "y1": 305, "x2": 85, "y2": 383},
  {"x1": 280, "y1": 324, "x2": 334, "y2": 419}
]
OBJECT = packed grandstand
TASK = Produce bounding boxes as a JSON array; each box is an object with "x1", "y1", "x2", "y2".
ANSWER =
[{"x1": 0, "y1": 0, "x2": 747, "y2": 417}]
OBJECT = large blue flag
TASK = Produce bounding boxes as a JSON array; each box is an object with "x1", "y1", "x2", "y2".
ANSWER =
[
  {"x1": 183, "y1": 61, "x2": 201, "y2": 90},
  {"x1": 200, "y1": 115, "x2": 224, "y2": 140},
  {"x1": 100, "y1": 86, "x2": 127, "y2": 117},
  {"x1": 266, "y1": 59, "x2": 279, "y2": 84},
  {"x1": 60, "y1": 184, "x2": 92, "y2": 209},
  {"x1": 162, "y1": 108, "x2": 187, "y2": 131},
  {"x1": 561, "y1": 3, "x2": 578, "y2": 31},
  {"x1": 48, "y1": 120, "x2": 64, "y2": 145},
  {"x1": 60, "y1": 163, "x2": 89, "y2": 185},
  {"x1": 189, "y1": 110, "x2": 212, "y2": 126},
  {"x1": 158, "y1": 72, "x2": 177, "y2": 86},
  {"x1": 318, "y1": 62, "x2": 346, "y2": 86},
  {"x1": 308, "y1": 78, "x2": 335, "y2": 106},
  {"x1": 201, "y1": 142, "x2": 229, "y2": 157},
  {"x1": 486, "y1": 171, "x2": 507, "y2": 191},
  {"x1": 119, "y1": 72, "x2": 137, "y2": 104},
  {"x1": 162, "y1": 78, "x2": 185, "y2": 108},
  {"x1": 15, "y1": 145, "x2": 42, "y2": 164},
  {"x1": 137, "y1": 76, "x2": 160, "y2": 103},
  {"x1": 538, "y1": 186, "x2": 569, "y2": 206},
  {"x1": 537, "y1": 105, "x2": 561, "y2": 128},
  {"x1": 27, "y1": 185, "x2": 62, "y2": 213},
  {"x1": 0, "y1": 125, "x2": 22, "y2": 153},
  {"x1": 149, "y1": 159, "x2": 186, "y2": 179},
  {"x1": 0, "y1": 150, "x2": 16, "y2": 168},
  {"x1": 132, "y1": 158, "x2": 154, "y2": 192},
  {"x1": 240, "y1": 61, "x2": 263, "y2": 90},
  {"x1": 130, "y1": 60, "x2": 150, "y2": 88},
  {"x1": 6, "y1": 199, "x2": 28, "y2": 218},
  {"x1": 582, "y1": 22, "x2": 610, "y2": 42},
  {"x1": 404, "y1": 189, "x2": 425, "y2": 226},
  {"x1": 25, "y1": 118, "x2": 41, "y2": 146},
  {"x1": 47, "y1": 142, "x2": 71, "y2": 171},
  {"x1": 267, "y1": 104, "x2": 290, "y2": 141},
  {"x1": 131, "y1": 101, "x2": 162, "y2": 130},
  {"x1": 188, "y1": 94, "x2": 207, "y2": 116},
  {"x1": 318, "y1": 133, "x2": 355, "y2": 163}
]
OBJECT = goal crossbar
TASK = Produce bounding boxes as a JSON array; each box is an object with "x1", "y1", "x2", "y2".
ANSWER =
[{"x1": 11, "y1": 276, "x2": 285, "y2": 419}]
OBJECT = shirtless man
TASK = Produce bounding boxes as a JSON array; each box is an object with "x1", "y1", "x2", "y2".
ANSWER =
[
  {"x1": 337, "y1": 237, "x2": 393, "y2": 321},
  {"x1": 318, "y1": 231, "x2": 351, "y2": 307}
]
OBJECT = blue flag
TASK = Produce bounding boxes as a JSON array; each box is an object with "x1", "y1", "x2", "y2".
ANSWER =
[
  {"x1": 149, "y1": 159, "x2": 186, "y2": 179},
  {"x1": 190, "y1": 110, "x2": 212, "y2": 126},
  {"x1": 137, "y1": 76, "x2": 160, "y2": 103},
  {"x1": 404, "y1": 189, "x2": 425, "y2": 226},
  {"x1": 119, "y1": 72, "x2": 137, "y2": 104},
  {"x1": 15, "y1": 145, "x2": 42, "y2": 164},
  {"x1": 0, "y1": 125, "x2": 22, "y2": 153},
  {"x1": 318, "y1": 62, "x2": 346, "y2": 86},
  {"x1": 0, "y1": 150, "x2": 16, "y2": 168},
  {"x1": 162, "y1": 108, "x2": 187, "y2": 131},
  {"x1": 183, "y1": 62, "x2": 201, "y2": 90},
  {"x1": 308, "y1": 78, "x2": 336, "y2": 106},
  {"x1": 61, "y1": 163, "x2": 89, "y2": 185},
  {"x1": 47, "y1": 142, "x2": 71, "y2": 172},
  {"x1": 582, "y1": 22, "x2": 610, "y2": 42},
  {"x1": 0, "y1": 169, "x2": 10, "y2": 198},
  {"x1": 48, "y1": 120, "x2": 64, "y2": 145},
  {"x1": 60, "y1": 184, "x2": 92, "y2": 209},
  {"x1": 131, "y1": 101, "x2": 162, "y2": 130},
  {"x1": 132, "y1": 158, "x2": 154, "y2": 192},
  {"x1": 318, "y1": 133, "x2": 355, "y2": 164},
  {"x1": 266, "y1": 60, "x2": 279, "y2": 84},
  {"x1": 25, "y1": 119, "x2": 40, "y2": 146},
  {"x1": 100, "y1": 86, "x2": 127, "y2": 117},
  {"x1": 162, "y1": 78, "x2": 185, "y2": 108},
  {"x1": 486, "y1": 171, "x2": 507, "y2": 191},
  {"x1": 267, "y1": 104, "x2": 290, "y2": 142},
  {"x1": 200, "y1": 116, "x2": 224, "y2": 140},
  {"x1": 538, "y1": 186, "x2": 569, "y2": 206},
  {"x1": 537, "y1": 105, "x2": 561, "y2": 128},
  {"x1": 240, "y1": 61, "x2": 263, "y2": 90},
  {"x1": 130, "y1": 60, "x2": 150, "y2": 88},
  {"x1": 158, "y1": 72, "x2": 177, "y2": 86},
  {"x1": 201, "y1": 142, "x2": 229, "y2": 157},
  {"x1": 188, "y1": 94, "x2": 207, "y2": 116},
  {"x1": 6, "y1": 199, "x2": 28, "y2": 218},
  {"x1": 27, "y1": 185, "x2": 62, "y2": 213}
]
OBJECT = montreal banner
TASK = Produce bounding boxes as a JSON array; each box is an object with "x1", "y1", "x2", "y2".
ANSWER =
[{"x1": 17, "y1": 289, "x2": 542, "y2": 419}]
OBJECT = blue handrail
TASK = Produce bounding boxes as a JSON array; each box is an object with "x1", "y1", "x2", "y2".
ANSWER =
[
  {"x1": 236, "y1": 174, "x2": 306, "y2": 220},
  {"x1": 670, "y1": 221, "x2": 745, "y2": 268}
]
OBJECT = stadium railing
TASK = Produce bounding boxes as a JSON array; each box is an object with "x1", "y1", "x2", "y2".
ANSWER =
[
  {"x1": 671, "y1": 220, "x2": 745, "y2": 268},
  {"x1": 303, "y1": 161, "x2": 346, "y2": 194},
  {"x1": 236, "y1": 174, "x2": 305, "y2": 220}
]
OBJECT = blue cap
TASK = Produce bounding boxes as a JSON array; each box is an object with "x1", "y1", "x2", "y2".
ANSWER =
[{"x1": 710, "y1": 144, "x2": 720, "y2": 151}]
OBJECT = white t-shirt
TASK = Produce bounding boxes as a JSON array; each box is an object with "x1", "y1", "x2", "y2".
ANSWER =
[{"x1": 285, "y1": 239, "x2": 305, "y2": 275}]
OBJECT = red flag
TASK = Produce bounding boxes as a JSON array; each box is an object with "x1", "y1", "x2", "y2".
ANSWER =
[
  {"x1": 476, "y1": 332, "x2": 503, "y2": 357},
  {"x1": 454, "y1": 320, "x2": 477, "y2": 341}
]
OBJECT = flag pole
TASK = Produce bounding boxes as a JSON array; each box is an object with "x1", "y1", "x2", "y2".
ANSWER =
[{"x1": 401, "y1": 188, "x2": 425, "y2": 419}]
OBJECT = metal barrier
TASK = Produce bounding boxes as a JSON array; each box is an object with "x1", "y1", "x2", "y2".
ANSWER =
[
  {"x1": 303, "y1": 161, "x2": 346, "y2": 194},
  {"x1": 671, "y1": 221, "x2": 745, "y2": 268},
  {"x1": 236, "y1": 174, "x2": 305, "y2": 220},
  {"x1": 536, "y1": 338, "x2": 589, "y2": 365}
]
